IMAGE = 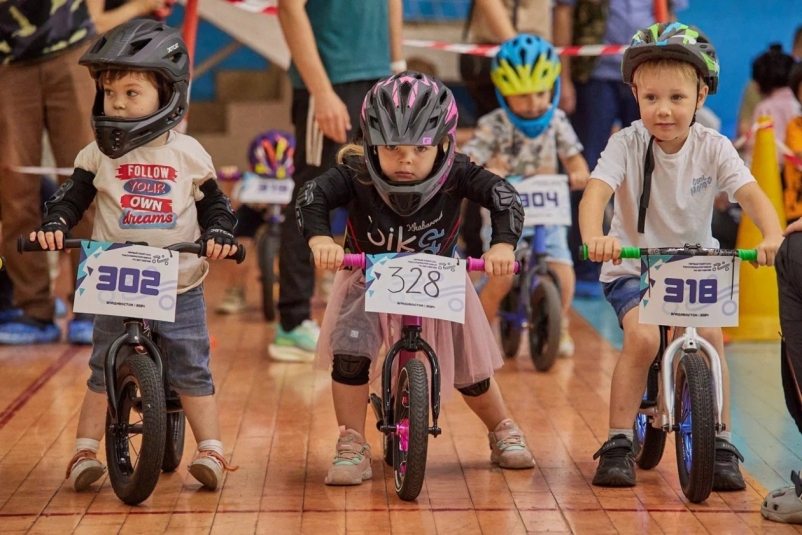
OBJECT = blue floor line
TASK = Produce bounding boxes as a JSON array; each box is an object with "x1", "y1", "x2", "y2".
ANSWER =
[{"x1": 573, "y1": 296, "x2": 794, "y2": 494}]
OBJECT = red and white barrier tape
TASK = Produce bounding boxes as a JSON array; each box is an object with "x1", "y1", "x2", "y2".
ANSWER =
[
  {"x1": 222, "y1": 0, "x2": 629, "y2": 57},
  {"x1": 732, "y1": 119, "x2": 802, "y2": 170}
]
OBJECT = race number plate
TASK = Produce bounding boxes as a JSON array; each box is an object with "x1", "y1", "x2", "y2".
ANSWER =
[
  {"x1": 73, "y1": 241, "x2": 180, "y2": 322},
  {"x1": 236, "y1": 172, "x2": 294, "y2": 205},
  {"x1": 365, "y1": 253, "x2": 467, "y2": 323},
  {"x1": 510, "y1": 174, "x2": 571, "y2": 226},
  {"x1": 638, "y1": 255, "x2": 741, "y2": 327}
]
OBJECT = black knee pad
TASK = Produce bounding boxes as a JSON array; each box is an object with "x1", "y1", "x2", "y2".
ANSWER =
[
  {"x1": 458, "y1": 378, "x2": 490, "y2": 397},
  {"x1": 331, "y1": 354, "x2": 371, "y2": 386}
]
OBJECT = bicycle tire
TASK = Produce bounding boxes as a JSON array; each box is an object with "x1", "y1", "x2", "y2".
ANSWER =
[
  {"x1": 528, "y1": 278, "x2": 562, "y2": 372},
  {"x1": 259, "y1": 224, "x2": 280, "y2": 322},
  {"x1": 393, "y1": 359, "x2": 429, "y2": 501},
  {"x1": 105, "y1": 353, "x2": 166, "y2": 505},
  {"x1": 499, "y1": 278, "x2": 521, "y2": 358},
  {"x1": 161, "y1": 405, "x2": 185, "y2": 473},
  {"x1": 674, "y1": 352, "x2": 716, "y2": 503},
  {"x1": 632, "y1": 359, "x2": 667, "y2": 470}
]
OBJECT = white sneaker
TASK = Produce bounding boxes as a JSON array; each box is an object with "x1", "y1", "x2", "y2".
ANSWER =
[
  {"x1": 558, "y1": 324, "x2": 574, "y2": 357},
  {"x1": 216, "y1": 286, "x2": 246, "y2": 314},
  {"x1": 188, "y1": 450, "x2": 239, "y2": 490},
  {"x1": 66, "y1": 450, "x2": 106, "y2": 491},
  {"x1": 763, "y1": 471, "x2": 802, "y2": 524}
]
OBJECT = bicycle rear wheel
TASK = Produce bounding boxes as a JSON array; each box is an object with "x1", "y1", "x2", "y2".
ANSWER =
[
  {"x1": 161, "y1": 402, "x2": 185, "y2": 473},
  {"x1": 105, "y1": 353, "x2": 166, "y2": 505},
  {"x1": 258, "y1": 223, "x2": 280, "y2": 322},
  {"x1": 528, "y1": 278, "x2": 561, "y2": 372},
  {"x1": 633, "y1": 359, "x2": 666, "y2": 470},
  {"x1": 674, "y1": 352, "x2": 715, "y2": 503},
  {"x1": 393, "y1": 359, "x2": 428, "y2": 501},
  {"x1": 499, "y1": 280, "x2": 521, "y2": 358}
]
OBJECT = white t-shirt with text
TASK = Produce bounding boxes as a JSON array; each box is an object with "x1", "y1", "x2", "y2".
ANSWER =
[{"x1": 592, "y1": 120, "x2": 755, "y2": 282}]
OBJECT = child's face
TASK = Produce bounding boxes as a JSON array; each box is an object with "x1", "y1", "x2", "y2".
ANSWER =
[
  {"x1": 377, "y1": 144, "x2": 438, "y2": 182},
  {"x1": 102, "y1": 72, "x2": 160, "y2": 119},
  {"x1": 506, "y1": 90, "x2": 552, "y2": 119},
  {"x1": 633, "y1": 69, "x2": 707, "y2": 151}
]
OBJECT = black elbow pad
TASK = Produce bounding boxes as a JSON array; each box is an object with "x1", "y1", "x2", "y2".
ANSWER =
[
  {"x1": 491, "y1": 180, "x2": 524, "y2": 235},
  {"x1": 44, "y1": 180, "x2": 75, "y2": 217},
  {"x1": 295, "y1": 181, "x2": 318, "y2": 234}
]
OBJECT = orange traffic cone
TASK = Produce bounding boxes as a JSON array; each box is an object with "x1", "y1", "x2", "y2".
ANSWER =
[{"x1": 724, "y1": 116, "x2": 785, "y2": 341}]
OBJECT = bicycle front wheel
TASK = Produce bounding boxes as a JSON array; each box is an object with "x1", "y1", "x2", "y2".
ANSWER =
[
  {"x1": 674, "y1": 352, "x2": 716, "y2": 503},
  {"x1": 528, "y1": 278, "x2": 561, "y2": 372},
  {"x1": 105, "y1": 353, "x2": 166, "y2": 505},
  {"x1": 393, "y1": 359, "x2": 429, "y2": 501}
]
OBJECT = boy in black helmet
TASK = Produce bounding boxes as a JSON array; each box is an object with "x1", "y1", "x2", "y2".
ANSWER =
[{"x1": 30, "y1": 20, "x2": 240, "y2": 492}]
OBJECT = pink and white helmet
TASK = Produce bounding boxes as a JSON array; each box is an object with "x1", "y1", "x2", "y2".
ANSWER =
[{"x1": 360, "y1": 71, "x2": 459, "y2": 216}]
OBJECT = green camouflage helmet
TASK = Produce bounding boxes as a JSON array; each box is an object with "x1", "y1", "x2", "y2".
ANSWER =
[{"x1": 622, "y1": 22, "x2": 720, "y2": 94}]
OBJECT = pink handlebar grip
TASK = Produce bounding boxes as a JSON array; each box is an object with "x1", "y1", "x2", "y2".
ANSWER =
[{"x1": 466, "y1": 257, "x2": 520, "y2": 274}]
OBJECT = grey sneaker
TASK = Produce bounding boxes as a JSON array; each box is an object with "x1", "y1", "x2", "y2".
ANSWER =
[
  {"x1": 216, "y1": 286, "x2": 246, "y2": 314},
  {"x1": 188, "y1": 450, "x2": 239, "y2": 491},
  {"x1": 488, "y1": 419, "x2": 535, "y2": 469},
  {"x1": 325, "y1": 426, "x2": 372, "y2": 486}
]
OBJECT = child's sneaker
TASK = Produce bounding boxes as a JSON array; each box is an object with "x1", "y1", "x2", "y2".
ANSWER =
[
  {"x1": 558, "y1": 323, "x2": 574, "y2": 356},
  {"x1": 488, "y1": 419, "x2": 535, "y2": 469},
  {"x1": 592, "y1": 434, "x2": 636, "y2": 487},
  {"x1": 188, "y1": 450, "x2": 239, "y2": 490},
  {"x1": 269, "y1": 320, "x2": 319, "y2": 362},
  {"x1": 713, "y1": 438, "x2": 746, "y2": 490},
  {"x1": 325, "y1": 426, "x2": 372, "y2": 485},
  {"x1": 216, "y1": 286, "x2": 247, "y2": 314},
  {"x1": 66, "y1": 450, "x2": 106, "y2": 491},
  {"x1": 762, "y1": 470, "x2": 802, "y2": 524}
]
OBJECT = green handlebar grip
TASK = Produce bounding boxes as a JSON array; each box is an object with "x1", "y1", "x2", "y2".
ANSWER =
[
  {"x1": 738, "y1": 249, "x2": 758, "y2": 262},
  {"x1": 619, "y1": 247, "x2": 641, "y2": 259},
  {"x1": 579, "y1": 244, "x2": 641, "y2": 261}
]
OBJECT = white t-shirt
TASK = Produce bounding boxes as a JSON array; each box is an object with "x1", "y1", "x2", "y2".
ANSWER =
[
  {"x1": 592, "y1": 120, "x2": 755, "y2": 283},
  {"x1": 74, "y1": 131, "x2": 216, "y2": 292}
]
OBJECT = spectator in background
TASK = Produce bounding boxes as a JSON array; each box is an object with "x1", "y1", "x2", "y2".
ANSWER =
[
  {"x1": 745, "y1": 44, "x2": 800, "y2": 167},
  {"x1": 738, "y1": 26, "x2": 802, "y2": 141},
  {"x1": 553, "y1": 0, "x2": 685, "y2": 298},
  {"x1": 87, "y1": 0, "x2": 167, "y2": 33},
  {"x1": 272, "y1": 0, "x2": 403, "y2": 362},
  {"x1": 783, "y1": 63, "x2": 802, "y2": 224},
  {"x1": 0, "y1": 1, "x2": 98, "y2": 344}
]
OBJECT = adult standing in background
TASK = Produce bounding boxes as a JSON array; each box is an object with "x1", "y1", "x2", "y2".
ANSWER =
[
  {"x1": 272, "y1": 0, "x2": 403, "y2": 362},
  {"x1": 552, "y1": 0, "x2": 685, "y2": 297},
  {"x1": 0, "y1": 0, "x2": 98, "y2": 344}
]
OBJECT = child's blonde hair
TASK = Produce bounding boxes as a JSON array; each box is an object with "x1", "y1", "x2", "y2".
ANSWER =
[
  {"x1": 336, "y1": 143, "x2": 371, "y2": 184},
  {"x1": 631, "y1": 59, "x2": 703, "y2": 89}
]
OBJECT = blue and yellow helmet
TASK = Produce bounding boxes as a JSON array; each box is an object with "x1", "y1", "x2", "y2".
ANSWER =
[{"x1": 490, "y1": 34, "x2": 562, "y2": 138}]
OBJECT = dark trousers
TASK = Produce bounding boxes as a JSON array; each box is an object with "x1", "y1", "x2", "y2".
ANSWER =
[
  {"x1": 569, "y1": 79, "x2": 640, "y2": 283},
  {"x1": 278, "y1": 80, "x2": 377, "y2": 332},
  {"x1": 776, "y1": 233, "x2": 802, "y2": 434}
]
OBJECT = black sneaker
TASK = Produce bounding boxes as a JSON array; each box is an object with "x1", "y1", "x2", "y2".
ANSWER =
[
  {"x1": 592, "y1": 434, "x2": 636, "y2": 487},
  {"x1": 713, "y1": 438, "x2": 746, "y2": 491}
]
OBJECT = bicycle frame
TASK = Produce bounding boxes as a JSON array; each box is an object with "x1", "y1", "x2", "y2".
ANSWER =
[
  {"x1": 379, "y1": 315, "x2": 442, "y2": 438},
  {"x1": 646, "y1": 327, "x2": 725, "y2": 433},
  {"x1": 508, "y1": 225, "x2": 560, "y2": 329}
]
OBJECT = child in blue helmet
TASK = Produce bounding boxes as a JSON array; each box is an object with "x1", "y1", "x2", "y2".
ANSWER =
[{"x1": 462, "y1": 34, "x2": 590, "y2": 357}]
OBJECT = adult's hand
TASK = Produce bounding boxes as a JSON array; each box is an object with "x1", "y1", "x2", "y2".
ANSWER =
[
  {"x1": 784, "y1": 219, "x2": 802, "y2": 236},
  {"x1": 314, "y1": 89, "x2": 351, "y2": 144}
]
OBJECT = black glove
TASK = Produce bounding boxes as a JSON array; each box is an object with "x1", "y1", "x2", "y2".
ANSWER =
[
  {"x1": 200, "y1": 227, "x2": 238, "y2": 250},
  {"x1": 36, "y1": 217, "x2": 70, "y2": 238}
]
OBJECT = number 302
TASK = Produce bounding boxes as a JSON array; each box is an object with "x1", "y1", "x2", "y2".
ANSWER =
[
  {"x1": 96, "y1": 266, "x2": 161, "y2": 296},
  {"x1": 663, "y1": 278, "x2": 717, "y2": 304}
]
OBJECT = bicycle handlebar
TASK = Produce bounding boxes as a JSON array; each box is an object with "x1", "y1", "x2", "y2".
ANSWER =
[
  {"x1": 18, "y1": 236, "x2": 247, "y2": 264},
  {"x1": 578, "y1": 244, "x2": 758, "y2": 262},
  {"x1": 339, "y1": 253, "x2": 520, "y2": 273}
]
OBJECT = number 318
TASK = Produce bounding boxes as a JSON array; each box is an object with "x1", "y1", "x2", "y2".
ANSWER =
[{"x1": 664, "y1": 278, "x2": 717, "y2": 304}]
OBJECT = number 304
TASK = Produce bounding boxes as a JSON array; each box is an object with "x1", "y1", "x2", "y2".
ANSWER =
[
  {"x1": 663, "y1": 278, "x2": 717, "y2": 304},
  {"x1": 96, "y1": 266, "x2": 161, "y2": 296}
]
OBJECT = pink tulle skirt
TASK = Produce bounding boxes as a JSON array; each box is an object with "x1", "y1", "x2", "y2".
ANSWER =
[{"x1": 316, "y1": 268, "x2": 504, "y2": 397}]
